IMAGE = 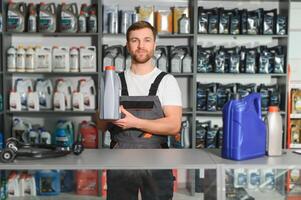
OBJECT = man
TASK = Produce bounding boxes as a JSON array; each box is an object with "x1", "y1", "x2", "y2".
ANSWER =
[{"x1": 97, "y1": 21, "x2": 182, "y2": 200}]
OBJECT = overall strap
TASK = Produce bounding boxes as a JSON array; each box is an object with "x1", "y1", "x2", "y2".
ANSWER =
[
  {"x1": 118, "y1": 72, "x2": 129, "y2": 96},
  {"x1": 148, "y1": 72, "x2": 168, "y2": 96}
]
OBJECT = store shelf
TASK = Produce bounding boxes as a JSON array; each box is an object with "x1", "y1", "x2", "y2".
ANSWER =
[
  {"x1": 0, "y1": 149, "x2": 217, "y2": 170},
  {"x1": 290, "y1": 113, "x2": 301, "y2": 119},
  {"x1": 289, "y1": 143, "x2": 301, "y2": 148},
  {"x1": 197, "y1": 34, "x2": 288, "y2": 39},
  {"x1": 5, "y1": 72, "x2": 99, "y2": 76},
  {"x1": 103, "y1": 33, "x2": 194, "y2": 38},
  {"x1": 172, "y1": 72, "x2": 194, "y2": 77},
  {"x1": 207, "y1": 149, "x2": 301, "y2": 168},
  {"x1": 183, "y1": 108, "x2": 193, "y2": 115},
  {"x1": 197, "y1": 73, "x2": 287, "y2": 77},
  {"x1": 6, "y1": 110, "x2": 97, "y2": 116},
  {"x1": 196, "y1": 111, "x2": 286, "y2": 116},
  {"x1": 3, "y1": 32, "x2": 99, "y2": 37}
]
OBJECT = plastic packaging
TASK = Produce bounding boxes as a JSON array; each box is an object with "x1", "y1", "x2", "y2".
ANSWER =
[
  {"x1": 38, "y1": 3, "x2": 56, "y2": 32},
  {"x1": 156, "y1": 10, "x2": 172, "y2": 33},
  {"x1": 27, "y1": 91, "x2": 40, "y2": 111},
  {"x1": 7, "y1": 46, "x2": 17, "y2": 72},
  {"x1": 7, "y1": 2, "x2": 26, "y2": 32},
  {"x1": 78, "y1": 11, "x2": 87, "y2": 33},
  {"x1": 100, "y1": 66, "x2": 121, "y2": 120},
  {"x1": 35, "y1": 170, "x2": 60, "y2": 196},
  {"x1": 12, "y1": 118, "x2": 32, "y2": 143},
  {"x1": 9, "y1": 91, "x2": 22, "y2": 111},
  {"x1": 72, "y1": 92, "x2": 84, "y2": 111},
  {"x1": 76, "y1": 170, "x2": 98, "y2": 196},
  {"x1": 222, "y1": 93, "x2": 266, "y2": 160},
  {"x1": 53, "y1": 92, "x2": 65, "y2": 111},
  {"x1": 70, "y1": 47, "x2": 79, "y2": 72},
  {"x1": 15, "y1": 79, "x2": 33, "y2": 109},
  {"x1": 79, "y1": 78, "x2": 96, "y2": 110},
  {"x1": 52, "y1": 46, "x2": 70, "y2": 72},
  {"x1": 88, "y1": 10, "x2": 97, "y2": 33},
  {"x1": 35, "y1": 46, "x2": 52, "y2": 72},
  {"x1": 29, "y1": 129, "x2": 39, "y2": 144},
  {"x1": 60, "y1": 3, "x2": 78, "y2": 33},
  {"x1": 39, "y1": 128, "x2": 51, "y2": 144},
  {"x1": 25, "y1": 46, "x2": 35, "y2": 72},
  {"x1": 266, "y1": 106, "x2": 283, "y2": 156},
  {"x1": 56, "y1": 79, "x2": 73, "y2": 110},
  {"x1": 55, "y1": 120, "x2": 74, "y2": 148},
  {"x1": 79, "y1": 121, "x2": 98, "y2": 148},
  {"x1": 80, "y1": 46, "x2": 96, "y2": 72},
  {"x1": 16, "y1": 45, "x2": 26, "y2": 72},
  {"x1": 28, "y1": 3, "x2": 37, "y2": 32},
  {"x1": 35, "y1": 79, "x2": 53, "y2": 109}
]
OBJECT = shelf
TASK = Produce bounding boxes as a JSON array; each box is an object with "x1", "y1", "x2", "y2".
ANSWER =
[
  {"x1": 171, "y1": 72, "x2": 194, "y2": 77},
  {"x1": 3, "y1": 32, "x2": 99, "y2": 37},
  {"x1": 5, "y1": 72, "x2": 99, "y2": 76},
  {"x1": 197, "y1": 73, "x2": 287, "y2": 77},
  {"x1": 289, "y1": 143, "x2": 301, "y2": 149},
  {"x1": 183, "y1": 108, "x2": 193, "y2": 115},
  {"x1": 291, "y1": 113, "x2": 301, "y2": 119},
  {"x1": 196, "y1": 111, "x2": 286, "y2": 116},
  {"x1": 197, "y1": 34, "x2": 288, "y2": 39},
  {"x1": 0, "y1": 149, "x2": 216, "y2": 170},
  {"x1": 103, "y1": 33, "x2": 194, "y2": 38},
  {"x1": 6, "y1": 110, "x2": 97, "y2": 116},
  {"x1": 158, "y1": 33, "x2": 194, "y2": 38}
]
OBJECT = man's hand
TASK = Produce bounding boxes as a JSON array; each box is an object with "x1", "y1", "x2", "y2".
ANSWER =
[{"x1": 112, "y1": 106, "x2": 140, "y2": 129}]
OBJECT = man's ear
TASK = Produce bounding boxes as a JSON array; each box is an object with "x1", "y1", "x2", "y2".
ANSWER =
[{"x1": 126, "y1": 42, "x2": 129, "y2": 52}]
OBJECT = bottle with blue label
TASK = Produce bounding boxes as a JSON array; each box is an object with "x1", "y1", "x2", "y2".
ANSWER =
[
  {"x1": 35, "y1": 170, "x2": 60, "y2": 196},
  {"x1": 54, "y1": 120, "x2": 74, "y2": 148}
]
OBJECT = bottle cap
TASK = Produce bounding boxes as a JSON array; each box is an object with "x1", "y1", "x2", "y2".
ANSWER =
[
  {"x1": 268, "y1": 106, "x2": 279, "y2": 112},
  {"x1": 105, "y1": 66, "x2": 115, "y2": 71}
]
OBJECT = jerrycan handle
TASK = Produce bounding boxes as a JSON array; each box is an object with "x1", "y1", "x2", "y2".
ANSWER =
[
  {"x1": 49, "y1": 3, "x2": 56, "y2": 14},
  {"x1": 19, "y1": 3, "x2": 26, "y2": 13},
  {"x1": 245, "y1": 93, "x2": 262, "y2": 117},
  {"x1": 71, "y1": 3, "x2": 78, "y2": 15}
]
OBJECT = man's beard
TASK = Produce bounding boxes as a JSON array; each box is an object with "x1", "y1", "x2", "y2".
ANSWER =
[{"x1": 132, "y1": 49, "x2": 153, "y2": 64}]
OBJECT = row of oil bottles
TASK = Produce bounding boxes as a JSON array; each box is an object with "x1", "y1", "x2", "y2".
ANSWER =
[
  {"x1": 7, "y1": 45, "x2": 97, "y2": 73},
  {"x1": 103, "y1": 45, "x2": 193, "y2": 73},
  {"x1": 103, "y1": 5, "x2": 190, "y2": 34},
  {"x1": 9, "y1": 78, "x2": 96, "y2": 111},
  {"x1": 1, "y1": 169, "x2": 102, "y2": 197},
  {"x1": 6, "y1": 2, "x2": 97, "y2": 33}
]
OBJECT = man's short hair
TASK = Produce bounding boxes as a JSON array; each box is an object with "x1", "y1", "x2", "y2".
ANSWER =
[{"x1": 126, "y1": 21, "x2": 157, "y2": 42}]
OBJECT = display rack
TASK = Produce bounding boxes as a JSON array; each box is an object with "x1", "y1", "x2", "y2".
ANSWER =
[{"x1": 0, "y1": 0, "x2": 291, "y2": 198}]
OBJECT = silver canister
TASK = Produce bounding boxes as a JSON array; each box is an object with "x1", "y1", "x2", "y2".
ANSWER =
[
  {"x1": 132, "y1": 13, "x2": 139, "y2": 24},
  {"x1": 121, "y1": 11, "x2": 130, "y2": 34},
  {"x1": 108, "y1": 12, "x2": 118, "y2": 34}
]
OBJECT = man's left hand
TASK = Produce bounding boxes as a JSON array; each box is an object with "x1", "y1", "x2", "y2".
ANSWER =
[{"x1": 112, "y1": 106, "x2": 140, "y2": 129}]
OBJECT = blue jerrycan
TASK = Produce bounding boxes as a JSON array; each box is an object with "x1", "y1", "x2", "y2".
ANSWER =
[{"x1": 222, "y1": 93, "x2": 266, "y2": 160}]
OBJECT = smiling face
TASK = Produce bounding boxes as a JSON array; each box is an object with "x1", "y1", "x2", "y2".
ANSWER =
[{"x1": 126, "y1": 28, "x2": 156, "y2": 64}]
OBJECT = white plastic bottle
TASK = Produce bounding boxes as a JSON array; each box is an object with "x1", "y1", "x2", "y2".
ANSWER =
[
  {"x1": 266, "y1": 106, "x2": 283, "y2": 156},
  {"x1": 9, "y1": 90, "x2": 22, "y2": 111},
  {"x1": 27, "y1": 91, "x2": 40, "y2": 111},
  {"x1": 70, "y1": 47, "x2": 79, "y2": 72},
  {"x1": 7, "y1": 46, "x2": 17, "y2": 72},
  {"x1": 100, "y1": 66, "x2": 121, "y2": 120},
  {"x1": 72, "y1": 91, "x2": 85, "y2": 111},
  {"x1": 16, "y1": 45, "x2": 26, "y2": 72},
  {"x1": 25, "y1": 46, "x2": 35, "y2": 72},
  {"x1": 53, "y1": 91, "x2": 66, "y2": 111}
]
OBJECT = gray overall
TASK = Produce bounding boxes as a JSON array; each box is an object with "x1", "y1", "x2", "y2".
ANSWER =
[{"x1": 107, "y1": 72, "x2": 174, "y2": 200}]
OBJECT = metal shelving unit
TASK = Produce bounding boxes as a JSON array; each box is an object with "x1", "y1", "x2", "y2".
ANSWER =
[{"x1": 0, "y1": 0, "x2": 291, "y2": 199}]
